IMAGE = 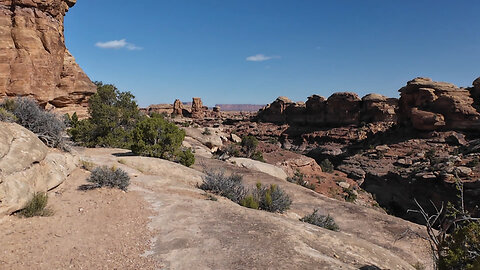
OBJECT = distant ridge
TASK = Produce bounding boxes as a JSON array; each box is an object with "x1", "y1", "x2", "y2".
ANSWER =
[{"x1": 215, "y1": 104, "x2": 265, "y2": 112}]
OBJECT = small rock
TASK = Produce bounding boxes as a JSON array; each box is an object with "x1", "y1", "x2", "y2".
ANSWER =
[
  {"x1": 337, "y1": 182, "x2": 350, "y2": 189},
  {"x1": 230, "y1": 133, "x2": 242, "y2": 143},
  {"x1": 375, "y1": 145, "x2": 390, "y2": 152},
  {"x1": 455, "y1": 166, "x2": 472, "y2": 177}
]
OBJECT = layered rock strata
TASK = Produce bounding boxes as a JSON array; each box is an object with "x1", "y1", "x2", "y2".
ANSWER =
[{"x1": 0, "y1": 0, "x2": 96, "y2": 117}]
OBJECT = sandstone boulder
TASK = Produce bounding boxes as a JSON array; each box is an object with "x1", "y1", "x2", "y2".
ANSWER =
[
  {"x1": 0, "y1": 0, "x2": 96, "y2": 117},
  {"x1": 0, "y1": 122, "x2": 77, "y2": 216}
]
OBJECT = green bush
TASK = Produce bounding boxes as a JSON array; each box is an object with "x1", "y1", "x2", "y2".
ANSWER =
[
  {"x1": 177, "y1": 148, "x2": 195, "y2": 167},
  {"x1": 251, "y1": 151, "x2": 265, "y2": 162},
  {"x1": 86, "y1": 166, "x2": 130, "y2": 191},
  {"x1": 320, "y1": 159, "x2": 334, "y2": 173},
  {"x1": 300, "y1": 209, "x2": 339, "y2": 231},
  {"x1": 254, "y1": 183, "x2": 292, "y2": 213},
  {"x1": 241, "y1": 135, "x2": 259, "y2": 156},
  {"x1": 438, "y1": 221, "x2": 480, "y2": 270},
  {"x1": 202, "y1": 128, "x2": 212, "y2": 135},
  {"x1": 344, "y1": 187, "x2": 357, "y2": 203},
  {"x1": 199, "y1": 171, "x2": 291, "y2": 213},
  {"x1": 240, "y1": 195, "x2": 259, "y2": 209},
  {"x1": 0, "y1": 107, "x2": 16, "y2": 122},
  {"x1": 287, "y1": 171, "x2": 316, "y2": 190},
  {"x1": 131, "y1": 114, "x2": 186, "y2": 160},
  {"x1": 69, "y1": 82, "x2": 140, "y2": 148},
  {"x1": 19, "y1": 192, "x2": 53, "y2": 218}
]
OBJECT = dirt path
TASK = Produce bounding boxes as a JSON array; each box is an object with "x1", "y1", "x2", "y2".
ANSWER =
[{"x1": 0, "y1": 167, "x2": 161, "y2": 269}]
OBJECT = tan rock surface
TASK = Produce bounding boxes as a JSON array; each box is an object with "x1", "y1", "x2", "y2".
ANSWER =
[
  {"x1": 0, "y1": 0, "x2": 96, "y2": 116},
  {"x1": 0, "y1": 122, "x2": 77, "y2": 216},
  {"x1": 80, "y1": 148, "x2": 431, "y2": 269}
]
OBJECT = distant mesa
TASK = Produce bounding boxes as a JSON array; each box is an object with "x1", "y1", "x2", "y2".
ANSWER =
[{"x1": 257, "y1": 76, "x2": 480, "y2": 132}]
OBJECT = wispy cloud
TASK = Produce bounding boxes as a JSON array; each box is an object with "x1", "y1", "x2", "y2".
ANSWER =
[
  {"x1": 246, "y1": 54, "x2": 280, "y2": 62},
  {"x1": 95, "y1": 39, "x2": 142, "y2": 50}
]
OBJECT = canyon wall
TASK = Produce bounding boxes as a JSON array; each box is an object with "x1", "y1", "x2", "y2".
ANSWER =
[{"x1": 0, "y1": 0, "x2": 96, "y2": 117}]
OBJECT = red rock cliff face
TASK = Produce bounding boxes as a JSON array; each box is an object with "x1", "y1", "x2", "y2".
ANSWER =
[{"x1": 0, "y1": 0, "x2": 96, "y2": 117}]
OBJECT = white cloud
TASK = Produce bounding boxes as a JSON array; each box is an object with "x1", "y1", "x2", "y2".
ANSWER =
[
  {"x1": 95, "y1": 39, "x2": 142, "y2": 50},
  {"x1": 246, "y1": 54, "x2": 280, "y2": 62}
]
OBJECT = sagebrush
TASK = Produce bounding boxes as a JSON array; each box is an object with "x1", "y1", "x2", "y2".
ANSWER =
[
  {"x1": 87, "y1": 166, "x2": 130, "y2": 191},
  {"x1": 2, "y1": 97, "x2": 67, "y2": 149},
  {"x1": 300, "y1": 209, "x2": 339, "y2": 231}
]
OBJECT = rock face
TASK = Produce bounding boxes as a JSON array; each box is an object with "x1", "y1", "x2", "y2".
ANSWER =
[
  {"x1": 0, "y1": 122, "x2": 77, "y2": 216},
  {"x1": 258, "y1": 93, "x2": 397, "y2": 126},
  {"x1": 172, "y1": 99, "x2": 183, "y2": 115},
  {"x1": 191, "y1": 97, "x2": 206, "y2": 118},
  {"x1": 0, "y1": 0, "x2": 96, "y2": 117},
  {"x1": 398, "y1": 77, "x2": 480, "y2": 131}
]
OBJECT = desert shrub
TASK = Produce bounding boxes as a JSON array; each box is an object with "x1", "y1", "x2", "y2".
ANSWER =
[
  {"x1": 86, "y1": 166, "x2": 130, "y2": 191},
  {"x1": 6, "y1": 97, "x2": 67, "y2": 149},
  {"x1": 409, "y1": 180, "x2": 480, "y2": 270},
  {"x1": 131, "y1": 114, "x2": 186, "y2": 160},
  {"x1": 69, "y1": 82, "x2": 140, "y2": 148},
  {"x1": 251, "y1": 151, "x2": 265, "y2": 162},
  {"x1": 19, "y1": 192, "x2": 53, "y2": 218},
  {"x1": 177, "y1": 148, "x2": 195, "y2": 167},
  {"x1": 254, "y1": 183, "x2": 292, "y2": 213},
  {"x1": 240, "y1": 195, "x2": 260, "y2": 209},
  {"x1": 344, "y1": 187, "x2": 357, "y2": 203},
  {"x1": 199, "y1": 170, "x2": 247, "y2": 204},
  {"x1": 0, "y1": 107, "x2": 16, "y2": 122},
  {"x1": 287, "y1": 171, "x2": 316, "y2": 190},
  {"x1": 199, "y1": 170, "x2": 291, "y2": 213},
  {"x1": 202, "y1": 128, "x2": 211, "y2": 135},
  {"x1": 300, "y1": 209, "x2": 339, "y2": 231},
  {"x1": 438, "y1": 221, "x2": 480, "y2": 270},
  {"x1": 224, "y1": 144, "x2": 241, "y2": 157},
  {"x1": 241, "y1": 135, "x2": 259, "y2": 156},
  {"x1": 320, "y1": 159, "x2": 334, "y2": 173}
]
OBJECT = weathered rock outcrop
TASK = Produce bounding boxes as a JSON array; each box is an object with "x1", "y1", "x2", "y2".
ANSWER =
[
  {"x1": 0, "y1": 122, "x2": 77, "y2": 216},
  {"x1": 398, "y1": 77, "x2": 480, "y2": 131},
  {"x1": 258, "y1": 93, "x2": 397, "y2": 126},
  {"x1": 0, "y1": 0, "x2": 96, "y2": 117},
  {"x1": 191, "y1": 97, "x2": 205, "y2": 118},
  {"x1": 172, "y1": 99, "x2": 183, "y2": 115}
]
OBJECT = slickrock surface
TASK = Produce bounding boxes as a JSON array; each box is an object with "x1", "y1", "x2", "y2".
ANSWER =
[
  {"x1": 0, "y1": 122, "x2": 77, "y2": 216},
  {"x1": 0, "y1": 0, "x2": 96, "y2": 117},
  {"x1": 1, "y1": 147, "x2": 432, "y2": 269}
]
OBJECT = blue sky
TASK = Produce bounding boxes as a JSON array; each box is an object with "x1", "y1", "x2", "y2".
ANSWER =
[{"x1": 65, "y1": 0, "x2": 480, "y2": 107}]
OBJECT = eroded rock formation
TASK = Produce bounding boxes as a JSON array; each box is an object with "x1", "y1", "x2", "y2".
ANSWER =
[
  {"x1": 398, "y1": 77, "x2": 480, "y2": 131},
  {"x1": 191, "y1": 97, "x2": 205, "y2": 118},
  {"x1": 258, "y1": 92, "x2": 397, "y2": 126},
  {"x1": 0, "y1": 0, "x2": 96, "y2": 117},
  {"x1": 172, "y1": 99, "x2": 183, "y2": 115}
]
